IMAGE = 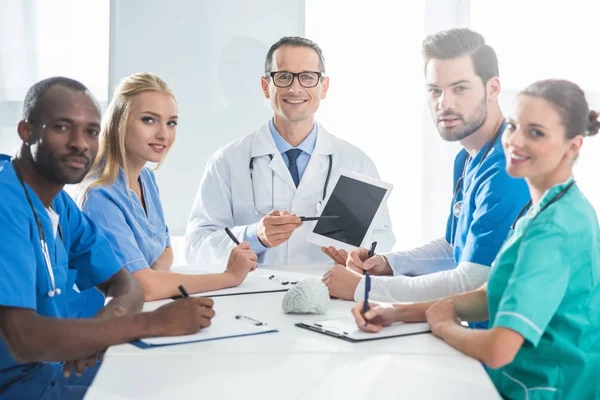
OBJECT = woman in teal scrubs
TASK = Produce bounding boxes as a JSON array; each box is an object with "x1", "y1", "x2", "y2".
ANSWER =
[{"x1": 352, "y1": 79, "x2": 600, "y2": 399}]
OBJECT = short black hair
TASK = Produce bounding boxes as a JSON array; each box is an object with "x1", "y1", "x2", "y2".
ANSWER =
[
  {"x1": 264, "y1": 36, "x2": 326, "y2": 74},
  {"x1": 22, "y1": 77, "x2": 89, "y2": 124},
  {"x1": 422, "y1": 28, "x2": 499, "y2": 84}
]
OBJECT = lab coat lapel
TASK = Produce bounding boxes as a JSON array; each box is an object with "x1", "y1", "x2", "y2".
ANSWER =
[
  {"x1": 297, "y1": 123, "x2": 335, "y2": 192},
  {"x1": 251, "y1": 122, "x2": 297, "y2": 192}
]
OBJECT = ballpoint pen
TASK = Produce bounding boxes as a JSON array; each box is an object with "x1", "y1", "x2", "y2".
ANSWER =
[
  {"x1": 178, "y1": 285, "x2": 190, "y2": 298},
  {"x1": 363, "y1": 272, "x2": 371, "y2": 326},
  {"x1": 224, "y1": 227, "x2": 241, "y2": 245},
  {"x1": 299, "y1": 215, "x2": 340, "y2": 222},
  {"x1": 365, "y1": 241, "x2": 377, "y2": 275}
]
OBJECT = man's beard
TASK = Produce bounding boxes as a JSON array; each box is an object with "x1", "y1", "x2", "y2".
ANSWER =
[{"x1": 436, "y1": 97, "x2": 488, "y2": 142}]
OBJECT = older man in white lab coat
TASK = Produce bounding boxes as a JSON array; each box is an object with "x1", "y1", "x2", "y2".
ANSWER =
[{"x1": 185, "y1": 36, "x2": 394, "y2": 268}]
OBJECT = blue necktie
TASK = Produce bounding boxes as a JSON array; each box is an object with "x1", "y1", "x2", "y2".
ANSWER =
[{"x1": 285, "y1": 148, "x2": 302, "y2": 187}]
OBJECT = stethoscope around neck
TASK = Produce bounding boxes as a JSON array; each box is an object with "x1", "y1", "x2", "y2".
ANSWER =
[
  {"x1": 510, "y1": 180, "x2": 576, "y2": 231},
  {"x1": 249, "y1": 153, "x2": 333, "y2": 215},
  {"x1": 13, "y1": 160, "x2": 62, "y2": 297},
  {"x1": 450, "y1": 126, "x2": 502, "y2": 245}
]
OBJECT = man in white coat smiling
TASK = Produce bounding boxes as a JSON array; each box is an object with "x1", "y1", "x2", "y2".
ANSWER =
[{"x1": 185, "y1": 36, "x2": 394, "y2": 268}]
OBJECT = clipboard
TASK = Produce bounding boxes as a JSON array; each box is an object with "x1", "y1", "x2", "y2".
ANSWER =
[
  {"x1": 169, "y1": 268, "x2": 311, "y2": 298},
  {"x1": 132, "y1": 313, "x2": 278, "y2": 349},
  {"x1": 295, "y1": 317, "x2": 430, "y2": 342}
]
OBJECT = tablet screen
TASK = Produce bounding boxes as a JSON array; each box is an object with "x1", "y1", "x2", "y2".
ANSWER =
[{"x1": 313, "y1": 175, "x2": 388, "y2": 247}]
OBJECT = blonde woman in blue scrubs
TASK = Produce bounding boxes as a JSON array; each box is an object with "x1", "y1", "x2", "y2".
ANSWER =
[
  {"x1": 77, "y1": 72, "x2": 257, "y2": 301},
  {"x1": 352, "y1": 79, "x2": 600, "y2": 399}
]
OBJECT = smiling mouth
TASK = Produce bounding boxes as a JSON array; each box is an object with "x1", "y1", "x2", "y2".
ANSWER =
[
  {"x1": 509, "y1": 153, "x2": 531, "y2": 162},
  {"x1": 149, "y1": 144, "x2": 167, "y2": 152},
  {"x1": 283, "y1": 99, "x2": 308, "y2": 104}
]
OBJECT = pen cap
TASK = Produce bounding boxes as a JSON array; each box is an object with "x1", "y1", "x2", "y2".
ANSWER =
[{"x1": 282, "y1": 278, "x2": 330, "y2": 315}]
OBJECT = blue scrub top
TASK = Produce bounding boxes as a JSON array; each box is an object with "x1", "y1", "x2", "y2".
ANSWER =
[
  {"x1": 78, "y1": 167, "x2": 170, "y2": 274},
  {"x1": 0, "y1": 155, "x2": 121, "y2": 393},
  {"x1": 443, "y1": 126, "x2": 530, "y2": 328},
  {"x1": 444, "y1": 125, "x2": 530, "y2": 266}
]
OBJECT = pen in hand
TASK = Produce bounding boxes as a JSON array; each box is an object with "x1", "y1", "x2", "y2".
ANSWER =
[
  {"x1": 178, "y1": 285, "x2": 190, "y2": 298},
  {"x1": 363, "y1": 272, "x2": 371, "y2": 327},
  {"x1": 224, "y1": 227, "x2": 241, "y2": 245},
  {"x1": 299, "y1": 215, "x2": 340, "y2": 222},
  {"x1": 365, "y1": 241, "x2": 377, "y2": 276},
  {"x1": 362, "y1": 241, "x2": 376, "y2": 325}
]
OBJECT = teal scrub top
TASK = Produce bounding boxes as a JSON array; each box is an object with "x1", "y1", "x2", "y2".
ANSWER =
[{"x1": 487, "y1": 178, "x2": 600, "y2": 400}]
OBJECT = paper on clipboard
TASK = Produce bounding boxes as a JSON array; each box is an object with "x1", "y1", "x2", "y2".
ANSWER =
[
  {"x1": 296, "y1": 317, "x2": 430, "y2": 342},
  {"x1": 135, "y1": 313, "x2": 277, "y2": 348},
  {"x1": 170, "y1": 268, "x2": 314, "y2": 297}
]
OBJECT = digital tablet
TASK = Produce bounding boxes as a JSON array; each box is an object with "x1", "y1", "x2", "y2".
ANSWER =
[{"x1": 306, "y1": 171, "x2": 393, "y2": 251}]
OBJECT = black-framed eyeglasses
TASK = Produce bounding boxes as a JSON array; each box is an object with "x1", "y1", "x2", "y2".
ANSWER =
[{"x1": 266, "y1": 71, "x2": 323, "y2": 88}]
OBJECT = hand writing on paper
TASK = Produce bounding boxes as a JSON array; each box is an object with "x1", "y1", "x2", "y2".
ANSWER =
[
  {"x1": 152, "y1": 297, "x2": 215, "y2": 336},
  {"x1": 257, "y1": 210, "x2": 302, "y2": 247},
  {"x1": 322, "y1": 265, "x2": 361, "y2": 300},
  {"x1": 351, "y1": 302, "x2": 399, "y2": 333}
]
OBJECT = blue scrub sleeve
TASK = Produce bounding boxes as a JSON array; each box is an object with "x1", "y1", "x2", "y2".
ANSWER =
[
  {"x1": 460, "y1": 169, "x2": 527, "y2": 266},
  {"x1": 62, "y1": 195, "x2": 121, "y2": 290},
  {"x1": 493, "y1": 222, "x2": 570, "y2": 347},
  {"x1": 0, "y1": 200, "x2": 37, "y2": 310},
  {"x1": 81, "y1": 191, "x2": 149, "y2": 274}
]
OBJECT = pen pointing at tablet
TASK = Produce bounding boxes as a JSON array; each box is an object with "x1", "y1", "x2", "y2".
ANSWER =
[{"x1": 299, "y1": 215, "x2": 340, "y2": 222}]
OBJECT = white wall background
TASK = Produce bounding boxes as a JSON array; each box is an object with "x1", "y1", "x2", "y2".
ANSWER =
[
  {"x1": 0, "y1": 0, "x2": 109, "y2": 156},
  {"x1": 109, "y1": 0, "x2": 305, "y2": 235}
]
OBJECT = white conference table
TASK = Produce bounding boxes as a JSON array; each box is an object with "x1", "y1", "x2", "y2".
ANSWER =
[{"x1": 85, "y1": 261, "x2": 501, "y2": 399}]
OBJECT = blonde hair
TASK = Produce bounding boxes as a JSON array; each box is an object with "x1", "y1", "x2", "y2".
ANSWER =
[{"x1": 82, "y1": 72, "x2": 175, "y2": 197}]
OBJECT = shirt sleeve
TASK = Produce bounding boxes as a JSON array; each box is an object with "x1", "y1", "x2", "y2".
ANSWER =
[
  {"x1": 243, "y1": 222, "x2": 269, "y2": 254},
  {"x1": 384, "y1": 237, "x2": 456, "y2": 276},
  {"x1": 354, "y1": 260, "x2": 489, "y2": 302},
  {"x1": 492, "y1": 222, "x2": 570, "y2": 347},
  {"x1": 62, "y1": 194, "x2": 122, "y2": 290},
  {"x1": 0, "y1": 199, "x2": 37, "y2": 310},
  {"x1": 460, "y1": 166, "x2": 529, "y2": 266},
  {"x1": 81, "y1": 190, "x2": 149, "y2": 274},
  {"x1": 165, "y1": 225, "x2": 171, "y2": 247}
]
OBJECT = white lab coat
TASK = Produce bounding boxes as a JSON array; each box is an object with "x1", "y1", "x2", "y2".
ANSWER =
[{"x1": 184, "y1": 121, "x2": 395, "y2": 269}]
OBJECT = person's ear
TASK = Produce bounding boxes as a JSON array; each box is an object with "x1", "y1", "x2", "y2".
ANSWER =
[
  {"x1": 567, "y1": 135, "x2": 583, "y2": 160},
  {"x1": 17, "y1": 120, "x2": 35, "y2": 145},
  {"x1": 320, "y1": 76, "x2": 330, "y2": 100},
  {"x1": 486, "y1": 77, "x2": 501, "y2": 102},
  {"x1": 261, "y1": 76, "x2": 271, "y2": 99}
]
